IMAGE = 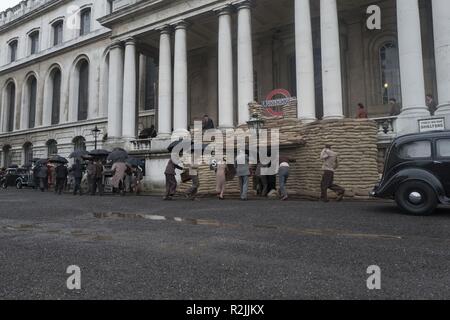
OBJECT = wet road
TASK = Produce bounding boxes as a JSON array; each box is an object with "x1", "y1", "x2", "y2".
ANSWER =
[{"x1": 0, "y1": 189, "x2": 449, "y2": 299}]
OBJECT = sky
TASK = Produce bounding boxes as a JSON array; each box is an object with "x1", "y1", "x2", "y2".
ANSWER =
[{"x1": 0, "y1": 0, "x2": 23, "y2": 12}]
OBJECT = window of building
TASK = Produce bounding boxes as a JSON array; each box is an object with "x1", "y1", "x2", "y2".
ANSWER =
[
  {"x1": 78, "y1": 60, "x2": 89, "y2": 120},
  {"x1": 28, "y1": 76, "x2": 37, "y2": 129},
  {"x1": 399, "y1": 141, "x2": 432, "y2": 159},
  {"x1": 47, "y1": 140, "x2": 58, "y2": 156},
  {"x1": 52, "y1": 21, "x2": 63, "y2": 46},
  {"x1": 380, "y1": 41, "x2": 401, "y2": 105},
  {"x1": 2, "y1": 145, "x2": 12, "y2": 168},
  {"x1": 144, "y1": 57, "x2": 158, "y2": 110},
  {"x1": 6, "y1": 82, "x2": 15, "y2": 132},
  {"x1": 23, "y1": 142, "x2": 33, "y2": 167},
  {"x1": 9, "y1": 40, "x2": 18, "y2": 63},
  {"x1": 437, "y1": 140, "x2": 450, "y2": 158},
  {"x1": 51, "y1": 69, "x2": 62, "y2": 125},
  {"x1": 73, "y1": 136, "x2": 86, "y2": 152},
  {"x1": 80, "y1": 8, "x2": 91, "y2": 36},
  {"x1": 29, "y1": 31, "x2": 40, "y2": 55}
]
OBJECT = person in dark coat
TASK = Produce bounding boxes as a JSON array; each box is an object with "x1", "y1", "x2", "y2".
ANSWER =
[
  {"x1": 37, "y1": 165, "x2": 48, "y2": 192},
  {"x1": 32, "y1": 164, "x2": 41, "y2": 190},
  {"x1": 202, "y1": 115, "x2": 215, "y2": 131},
  {"x1": 86, "y1": 160, "x2": 96, "y2": 195},
  {"x1": 426, "y1": 94, "x2": 438, "y2": 116},
  {"x1": 55, "y1": 163, "x2": 68, "y2": 195},
  {"x1": 164, "y1": 159, "x2": 183, "y2": 200},
  {"x1": 70, "y1": 160, "x2": 84, "y2": 196}
]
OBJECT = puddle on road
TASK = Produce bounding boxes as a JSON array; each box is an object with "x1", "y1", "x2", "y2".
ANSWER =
[
  {"x1": 0, "y1": 223, "x2": 112, "y2": 242},
  {"x1": 92, "y1": 212, "x2": 403, "y2": 241}
]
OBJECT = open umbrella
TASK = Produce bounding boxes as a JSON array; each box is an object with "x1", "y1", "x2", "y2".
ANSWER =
[
  {"x1": 48, "y1": 155, "x2": 68, "y2": 164},
  {"x1": 126, "y1": 157, "x2": 143, "y2": 168},
  {"x1": 35, "y1": 159, "x2": 48, "y2": 166},
  {"x1": 69, "y1": 150, "x2": 89, "y2": 159},
  {"x1": 88, "y1": 149, "x2": 110, "y2": 157},
  {"x1": 107, "y1": 149, "x2": 129, "y2": 162},
  {"x1": 167, "y1": 139, "x2": 184, "y2": 153}
]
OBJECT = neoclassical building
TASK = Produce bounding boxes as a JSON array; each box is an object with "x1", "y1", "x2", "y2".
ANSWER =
[{"x1": 0, "y1": 0, "x2": 449, "y2": 187}]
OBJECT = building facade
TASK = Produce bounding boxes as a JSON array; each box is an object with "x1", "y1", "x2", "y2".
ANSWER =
[{"x1": 0, "y1": 0, "x2": 449, "y2": 188}]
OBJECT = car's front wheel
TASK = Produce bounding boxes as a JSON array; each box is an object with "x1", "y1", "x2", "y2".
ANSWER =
[
  {"x1": 1, "y1": 181, "x2": 7, "y2": 189},
  {"x1": 395, "y1": 181, "x2": 437, "y2": 216}
]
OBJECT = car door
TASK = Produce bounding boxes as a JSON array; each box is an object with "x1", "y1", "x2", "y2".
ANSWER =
[{"x1": 433, "y1": 138, "x2": 450, "y2": 198}]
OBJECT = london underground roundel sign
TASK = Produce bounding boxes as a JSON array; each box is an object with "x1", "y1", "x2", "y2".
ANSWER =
[{"x1": 261, "y1": 89, "x2": 292, "y2": 117}]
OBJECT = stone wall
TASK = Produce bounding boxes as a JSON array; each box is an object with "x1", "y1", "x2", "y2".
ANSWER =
[{"x1": 178, "y1": 118, "x2": 380, "y2": 200}]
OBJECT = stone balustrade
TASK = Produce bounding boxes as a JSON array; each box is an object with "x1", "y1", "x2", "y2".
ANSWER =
[
  {"x1": 371, "y1": 116, "x2": 398, "y2": 144},
  {"x1": 130, "y1": 138, "x2": 153, "y2": 152},
  {"x1": 0, "y1": 0, "x2": 52, "y2": 26}
]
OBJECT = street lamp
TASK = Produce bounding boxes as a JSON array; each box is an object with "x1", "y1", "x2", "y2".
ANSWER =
[
  {"x1": 92, "y1": 125, "x2": 101, "y2": 150},
  {"x1": 247, "y1": 113, "x2": 265, "y2": 163}
]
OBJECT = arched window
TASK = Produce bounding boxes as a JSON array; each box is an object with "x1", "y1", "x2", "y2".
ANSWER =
[
  {"x1": 46, "y1": 140, "x2": 58, "y2": 156},
  {"x1": 77, "y1": 60, "x2": 89, "y2": 121},
  {"x1": 23, "y1": 142, "x2": 33, "y2": 167},
  {"x1": 6, "y1": 82, "x2": 16, "y2": 132},
  {"x1": 80, "y1": 8, "x2": 91, "y2": 36},
  {"x1": 2, "y1": 145, "x2": 12, "y2": 168},
  {"x1": 73, "y1": 136, "x2": 86, "y2": 152},
  {"x1": 51, "y1": 69, "x2": 62, "y2": 125},
  {"x1": 380, "y1": 41, "x2": 401, "y2": 105},
  {"x1": 27, "y1": 76, "x2": 37, "y2": 129}
]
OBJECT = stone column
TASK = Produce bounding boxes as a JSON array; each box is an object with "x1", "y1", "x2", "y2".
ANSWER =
[
  {"x1": 107, "y1": 41, "x2": 124, "y2": 140},
  {"x1": 295, "y1": 0, "x2": 316, "y2": 122},
  {"x1": 320, "y1": 0, "x2": 344, "y2": 120},
  {"x1": 396, "y1": 0, "x2": 429, "y2": 116},
  {"x1": 217, "y1": 6, "x2": 234, "y2": 129},
  {"x1": 122, "y1": 38, "x2": 138, "y2": 139},
  {"x1": 173, "y1": 21, "x2": 189, "y2": 133},
  {"x1": 157, "y1": 27, "x2": 173, "y2": 137},
  {"x1": 236, "y1": 1, "x2": 254, "y2": 125},
  {"x1": 433, "y1": 0, "x2": 450, "y2": 114}
]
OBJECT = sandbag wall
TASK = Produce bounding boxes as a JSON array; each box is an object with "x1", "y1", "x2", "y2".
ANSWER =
[{"x1": 178, "y1": 118, "x2": 380, "y2": 200}]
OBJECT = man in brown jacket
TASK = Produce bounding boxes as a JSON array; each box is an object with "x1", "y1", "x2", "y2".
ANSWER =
[
  {"x1": 320, "y1": 144, "x2": 345, "y2": 202},
  {"x1": 164, "y1": 159, "x2": 183, "y2": 200}
]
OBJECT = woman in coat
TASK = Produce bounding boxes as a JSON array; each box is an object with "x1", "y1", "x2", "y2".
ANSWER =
[
  {"x1": 215, "y1": 158, "x2": 227, "y2": 200},
  {"x1": 111, "y1": 161, "x2": 128, "y2": 195}
]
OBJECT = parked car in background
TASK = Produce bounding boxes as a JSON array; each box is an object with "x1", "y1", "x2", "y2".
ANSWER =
[
  {"x1": 371, "y1": 131, "x2": 450, "y2": 216},
  {"x1": 0, "y1": 167, "x2": 35, "y2": 189}
]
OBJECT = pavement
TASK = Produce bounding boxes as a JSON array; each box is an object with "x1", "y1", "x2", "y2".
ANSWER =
[{"x1": 0, "y1": 188, "x2": 449, "y2": 300}]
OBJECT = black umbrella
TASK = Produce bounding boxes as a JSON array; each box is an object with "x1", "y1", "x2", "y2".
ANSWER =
[
  {"x1": 126, "y1": 157, "x2": 142, "y2": 168},
  {"x1": 107, "y1": 149, "x2": 129, "y2": 162},
  {"x1": 88, "y1": 149, "x2": 110, "y2": 157},
  {"x1": 169, "y1": 139, "x2": 209, "y2": 153},
  {"x1": 167, "y1": 139, "x2": 184, "y2": 153},
  {"x1": 35, "y1": 159, "x2": 48, "y2": 166},
  {"x1": 69, "y1": 150, "x2": 89, "y2": 159},
  {"x1": 48, "y1": 155, "x2": 68, "y2": 164}
]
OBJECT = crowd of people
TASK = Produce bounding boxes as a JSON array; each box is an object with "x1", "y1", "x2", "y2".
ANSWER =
[
  {"x1": 164, "y1": 144, "x2": 346, "y2": 203},
  {"x1": 30, "y1": 159, "x2": 144, "y2": 197}
]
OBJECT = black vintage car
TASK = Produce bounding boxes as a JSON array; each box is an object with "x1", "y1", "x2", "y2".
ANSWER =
[
  {"x1": 371, "y1": 131, "x2": 450, "y2": 216},
  {"x1": 0, "y1": 167, "x2": 35, "y2": 189}
]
